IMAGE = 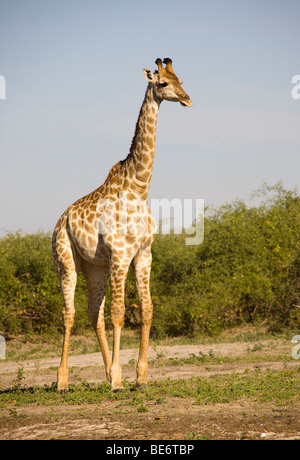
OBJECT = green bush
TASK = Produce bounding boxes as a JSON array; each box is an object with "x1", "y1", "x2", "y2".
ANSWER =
[
  {"x1": 0, "y1": 182, "x2": 299, "y2": 338},
  {"x1": 151, "y1": 182, "x2": 300, "y2": 336},
  {"x1": 0, "y1": 232, "x2": 89, "y2": 335}
]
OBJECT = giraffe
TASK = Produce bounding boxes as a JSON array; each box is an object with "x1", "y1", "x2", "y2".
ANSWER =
[{"x1": 52, "y1": 58, "x2": 192, "y2": 392}]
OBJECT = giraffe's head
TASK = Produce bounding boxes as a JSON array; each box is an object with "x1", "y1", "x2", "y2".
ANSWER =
[{"x1": 143, "y1": 58, "x2": 192, "y2": 107}]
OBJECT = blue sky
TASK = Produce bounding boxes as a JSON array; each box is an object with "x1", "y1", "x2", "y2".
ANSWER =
[{"x1": 0, "y1": 0, "x2": 300, "y2": 234}]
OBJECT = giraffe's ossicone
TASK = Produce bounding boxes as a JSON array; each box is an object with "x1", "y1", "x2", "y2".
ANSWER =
[{"x1": 52, "y1": 58, "x2": 192, "y2": 392}]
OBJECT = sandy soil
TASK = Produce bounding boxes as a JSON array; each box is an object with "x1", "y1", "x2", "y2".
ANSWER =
[{"x1": 0, "y1": 338, "x2": 299, "y2": 440}]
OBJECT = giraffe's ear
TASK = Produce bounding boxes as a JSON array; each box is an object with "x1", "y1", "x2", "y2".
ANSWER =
[{"x1": 143, "y1": 68, "x2": 154, "y2": 82}]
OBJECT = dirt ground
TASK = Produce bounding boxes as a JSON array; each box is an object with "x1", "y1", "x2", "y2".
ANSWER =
[{"x1": 1, "y1": 336, "x2": 300, "y2": 440}]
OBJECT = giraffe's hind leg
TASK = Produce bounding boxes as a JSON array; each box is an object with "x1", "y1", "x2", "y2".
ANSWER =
[
  {"x1": 57, "y1": 269, "x2": 77, "y2": 391},
  {"x1": 52, "y1": 219, "x2": 78, "y2": 391},
  {"x1": 82, "y1": 261, "x2": 111, "y2": 383}
]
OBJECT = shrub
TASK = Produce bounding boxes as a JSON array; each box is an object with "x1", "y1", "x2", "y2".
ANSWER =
[
  {"x1": 0, "y1": 183, "x2": 299, "y2": 338},
  {"x1": 0, "y1": 231, "x2": 88, "y2": 335},
  {"x1": 150, "y1": 183, "x2": 300, "y2": 336}
]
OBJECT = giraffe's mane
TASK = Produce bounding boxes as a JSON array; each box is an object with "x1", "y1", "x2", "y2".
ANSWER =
[
  {"x1": 104, "y1": 132, "x2": 138, "y2": 184},
  {"x1": 104, "y1": 86, "x2": 149, "y2": 186},
  {"x1": 104, "y1": 160, "x2": 123, "y2": 183}
]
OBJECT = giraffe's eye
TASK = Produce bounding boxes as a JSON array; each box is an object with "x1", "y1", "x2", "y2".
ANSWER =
[{"x1": 159, "y1": 82, "x2": 168, "y2": 88}]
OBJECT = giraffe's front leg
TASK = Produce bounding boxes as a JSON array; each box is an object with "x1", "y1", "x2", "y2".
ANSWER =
[
  {"x1": 133, "y1": 247, "x2": 153, "y2": 390},
  {"x1": 109, "y1": 255, "x2": 130, "y2": 392}
]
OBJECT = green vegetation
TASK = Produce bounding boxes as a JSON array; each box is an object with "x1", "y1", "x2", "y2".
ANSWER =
[
  {"x1": 1, "y1": 368, "x2": 300, "y2": 409},
  {"x1": 151, "y1": 182, "x2": 300, "y2": 336},
  {"x1": 0, "y1": 182, "x2": 299, "y2": 338}
]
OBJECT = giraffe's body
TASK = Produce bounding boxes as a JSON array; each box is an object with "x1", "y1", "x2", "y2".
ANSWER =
[{"x1": 52, "y1": 58, "x2": 192, "y2": 392}]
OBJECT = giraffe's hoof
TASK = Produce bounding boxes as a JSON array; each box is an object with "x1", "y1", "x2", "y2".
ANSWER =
[
  {"x1": 132, "y1": 384, "x2": 148, "y2": 391},
  {"x1": 57, "y1": 369, "x2": 69, "y2": 391},
  {"x1": 57, "y1": 382, "x2": 69, "y2": 392},
  {"x1": 111, "y1": 387, "x2": 124, "y2": 394}
]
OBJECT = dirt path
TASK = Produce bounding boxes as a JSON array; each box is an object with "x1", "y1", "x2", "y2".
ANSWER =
[
  {"x1": 0, "y1": 339, "x2": 294, "y2": 386},
  {"x1": 1, "y1": 338, "x2": 300, "y2": 440}
]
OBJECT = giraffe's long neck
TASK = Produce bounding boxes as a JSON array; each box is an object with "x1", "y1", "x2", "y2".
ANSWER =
[{"x1": 122, "y1": 85, "x2": 160, "y2": 200}]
